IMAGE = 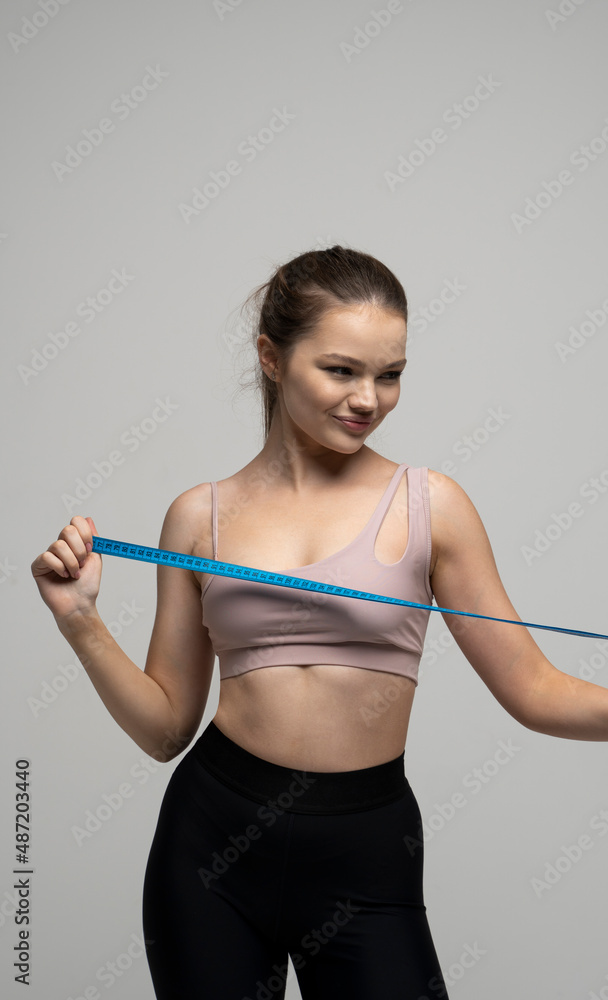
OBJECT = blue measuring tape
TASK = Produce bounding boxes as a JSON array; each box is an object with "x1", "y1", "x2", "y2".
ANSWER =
[{"x1": 91, "y1": 535, "x2": 608, "y2": 642}]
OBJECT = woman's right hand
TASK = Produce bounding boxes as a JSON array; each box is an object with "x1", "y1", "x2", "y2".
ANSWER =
[{"x1": 31, "y1": 515, "x2": 102, "y2": 623}]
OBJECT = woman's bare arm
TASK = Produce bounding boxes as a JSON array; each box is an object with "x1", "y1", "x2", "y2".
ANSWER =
[
  {"x1": 140, "y1": 488, "x2": 215, "y2": 757},
  {"x1": 427, "y1": 470, "x2": 608, "y2": 740},
  {"x1": 33, "y1": 489, "x2": 215, "y2": 761}
]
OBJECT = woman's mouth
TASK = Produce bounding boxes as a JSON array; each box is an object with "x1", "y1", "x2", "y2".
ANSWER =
[{"x1": 332, "y1": 416, "x2": 373, "y2": 432}]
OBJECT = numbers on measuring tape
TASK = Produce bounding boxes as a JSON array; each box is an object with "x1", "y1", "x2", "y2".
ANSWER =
[{"x1": 89, "y1": 535, "x2": 608, "y2": 642}]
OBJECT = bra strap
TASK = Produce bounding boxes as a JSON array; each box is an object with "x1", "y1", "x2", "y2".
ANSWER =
[
  {"x1": 367, "y1": 463, "x2": 409, "y2": 537},
  {"x1": 419, "y1": 466, "x2": 433, "y2": 581},
  {"x1": 210, "y1": 481, "x2": 218, "y2": 559},
  {"x1": 404, "y1": 466, "x2": 427, "y2": 550}
]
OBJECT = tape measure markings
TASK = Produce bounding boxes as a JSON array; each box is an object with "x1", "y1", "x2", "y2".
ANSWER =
[{"x1": 90, "y1": 535, "x2": 608, "y2": 642}]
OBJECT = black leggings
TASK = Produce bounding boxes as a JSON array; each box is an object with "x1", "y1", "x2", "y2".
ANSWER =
[{"x1": 142, "y1": 720, "x2": 449, "y2": 999}]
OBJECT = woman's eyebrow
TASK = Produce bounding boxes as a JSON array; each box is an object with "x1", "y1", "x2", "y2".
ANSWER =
[{"x1": 319, "y1": 352, "x2": 407, "y2": 367}]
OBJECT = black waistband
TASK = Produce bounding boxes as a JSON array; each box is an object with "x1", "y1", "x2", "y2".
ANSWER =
[{"x1": 191, "y1": 720, "x2": 407, "y2": 815}]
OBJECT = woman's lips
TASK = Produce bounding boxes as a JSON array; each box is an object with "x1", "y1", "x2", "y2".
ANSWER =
[{"x1": 333, "y1": 416, "x2": 372, "y2": 432}]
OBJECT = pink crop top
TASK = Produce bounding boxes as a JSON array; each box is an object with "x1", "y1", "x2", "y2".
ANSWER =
[{"x1": 201, "y1": 464, "x2": 434, "y2": 684}]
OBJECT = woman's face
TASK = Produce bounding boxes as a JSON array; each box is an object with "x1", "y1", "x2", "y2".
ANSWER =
[{"x1": 260, "y1": 304, "x2": 407, "y2": 451}]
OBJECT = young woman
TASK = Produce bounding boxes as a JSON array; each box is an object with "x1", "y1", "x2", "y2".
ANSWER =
[{"x1": 32, "y1": 246, "x2": 608, "y2": 999}]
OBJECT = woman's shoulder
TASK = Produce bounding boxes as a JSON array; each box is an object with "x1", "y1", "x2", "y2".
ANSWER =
[
  {"x1": 426, "y1": 467, "x2": 478, "y2": 513},
  {"x1": 160, "y1": 481, "x2": 214, "y2": 554},
  {"x1": 426, "y1": 468, "x2": 488, "y2": 558},
  {"x1": 167, "y1": 480, "x2": 214, "y2": 513},
  {"x1": 161, "y1": 469, "x2": 251, "y2": 540},
  {"x1": 426, "y1": 467, "x2": 475, "y2": 501},
  {"x1": 427, "y1": 466, "x2": 461, "y2": 496}
]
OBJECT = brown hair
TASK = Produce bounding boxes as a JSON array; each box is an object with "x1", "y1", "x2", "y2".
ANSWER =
[{"x1": 235, "y1": 244, "x2": 408, "y2": 441}]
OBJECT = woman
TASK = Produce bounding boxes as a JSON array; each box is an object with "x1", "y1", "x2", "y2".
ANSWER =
[{"x1": 31, "y1": 246, "x2": 608, "y2": 999}]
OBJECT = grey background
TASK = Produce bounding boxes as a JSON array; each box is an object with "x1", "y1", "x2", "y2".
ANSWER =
[{"x1": 2, "y1": 0, "x2": 608, "y2": 996}]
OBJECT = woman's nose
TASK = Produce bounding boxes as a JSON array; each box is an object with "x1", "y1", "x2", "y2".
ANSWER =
[{"x1": 347, "y1": 380, "x2": 378, "y2": 409}]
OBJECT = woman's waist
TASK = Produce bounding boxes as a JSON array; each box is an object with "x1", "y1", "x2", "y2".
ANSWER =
[
  {"x1": 214, "y1": 662, "x2": 416, "y2": 772},
  {"x1": 192, "y1": 716, "x2": 410, "y2": 814}
]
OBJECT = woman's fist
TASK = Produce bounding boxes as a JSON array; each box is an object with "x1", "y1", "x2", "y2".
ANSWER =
[{"x1": 31, "y1": 515, "x2": 102, "y2": 622}]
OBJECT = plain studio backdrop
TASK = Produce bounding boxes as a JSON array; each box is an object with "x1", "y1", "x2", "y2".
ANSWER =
[{"x1": 2, "y1": 0, "x2": 607, "y2": 997}]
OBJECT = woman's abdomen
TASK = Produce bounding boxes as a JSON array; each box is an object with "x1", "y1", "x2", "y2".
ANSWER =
[{"x1": 213, "y1": 662, "x2": 416, "y2": 772}]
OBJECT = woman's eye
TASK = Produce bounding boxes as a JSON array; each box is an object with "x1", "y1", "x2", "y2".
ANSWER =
[{"x1": 325, "y1": 367, "x2": 402, "y2": 380}]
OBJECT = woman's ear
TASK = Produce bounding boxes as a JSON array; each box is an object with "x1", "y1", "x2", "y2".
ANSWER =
[{"x1": 257, "y1": 334, "x2": 278, "y2": 372}]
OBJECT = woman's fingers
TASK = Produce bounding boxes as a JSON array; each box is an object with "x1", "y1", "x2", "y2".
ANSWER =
[
  {"x1": 31, "y1": 514, "x2": 102, "y2": 620},
  {"x1": 32, "y1": 545, "x2": 69, "y2": 579},
  {"x1": 32, "y1": 516, "x2": 97, "y2": 579}
]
